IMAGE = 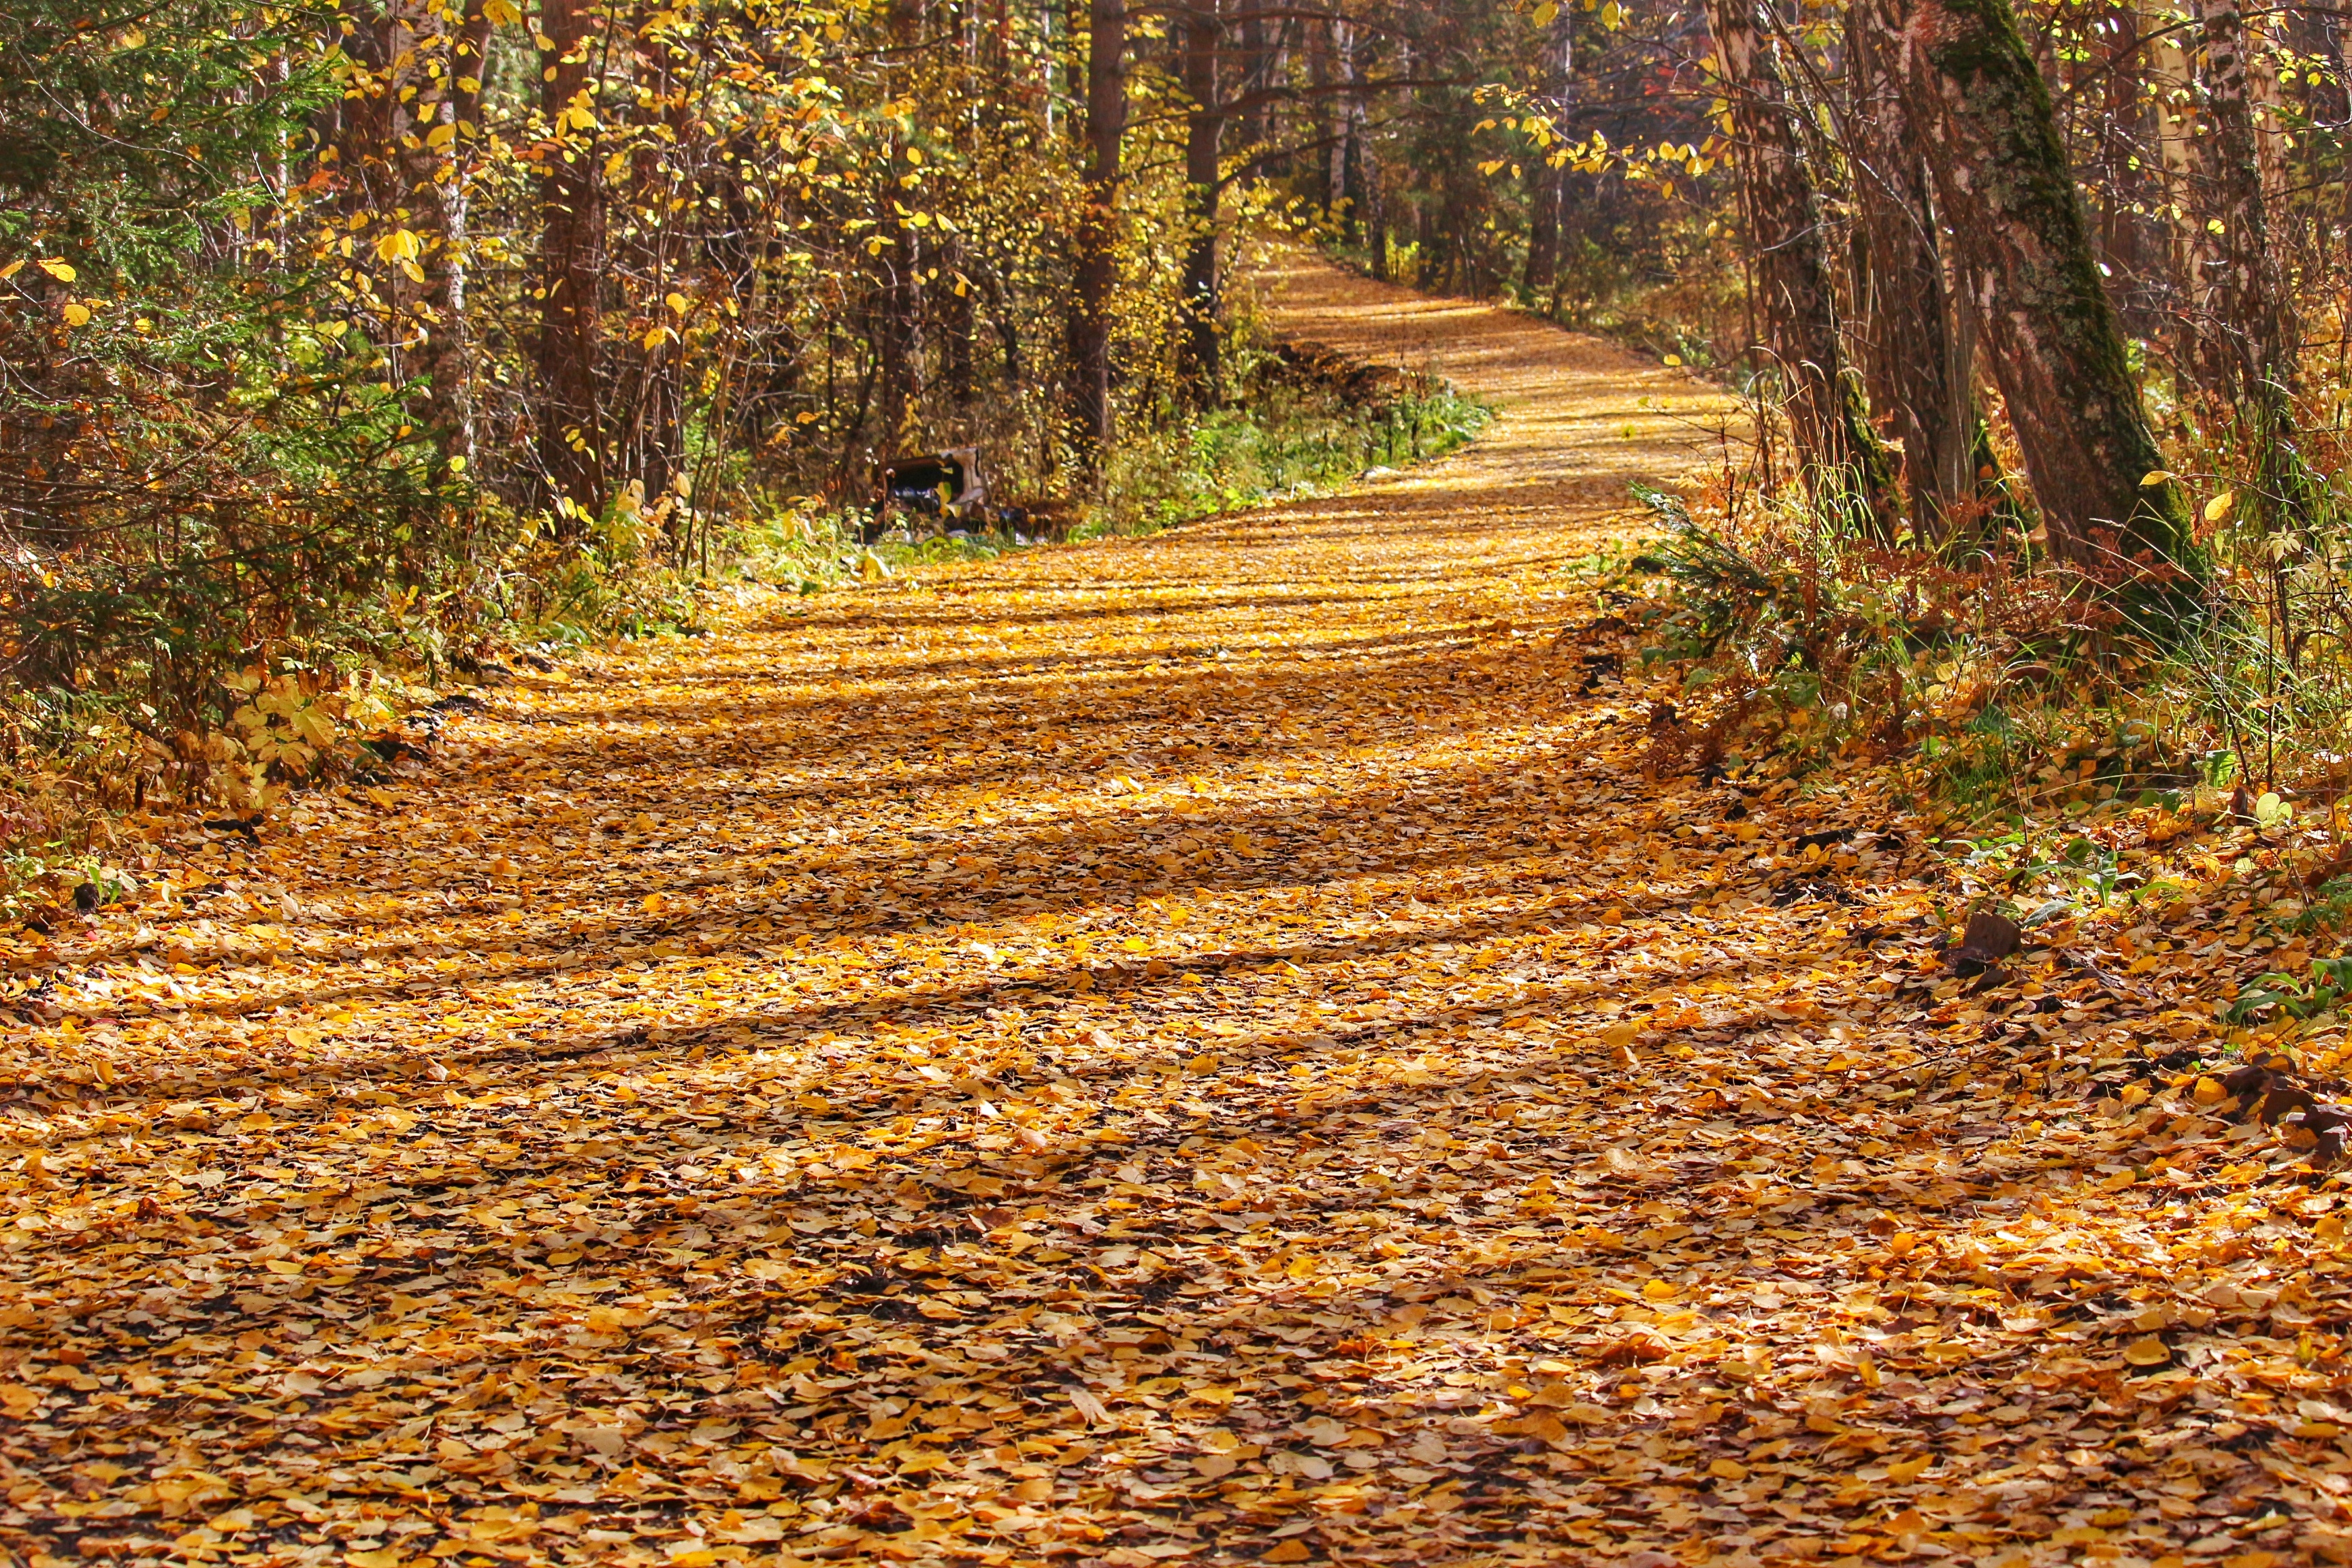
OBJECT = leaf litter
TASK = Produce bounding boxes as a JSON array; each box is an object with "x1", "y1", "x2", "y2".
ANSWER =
[{"x1": 3, "y1": 260, "x2": 2352, "y2": 1566}]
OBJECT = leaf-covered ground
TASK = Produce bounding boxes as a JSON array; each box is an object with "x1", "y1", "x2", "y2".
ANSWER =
[{"x1": 6, "y1": 258, "x2": 2352, "y2": 1568}]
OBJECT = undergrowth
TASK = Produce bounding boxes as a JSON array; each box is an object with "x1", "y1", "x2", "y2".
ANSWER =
[
  {"x1": 0, "y1": 336, "x2": 1482, "y2": 927},
  {"x1": 1627, "y1": 466, "x2": 2352, "y2": 948},
  {"x1": 1097, "y1": 380, "x2": 1488, "y2": 535}
]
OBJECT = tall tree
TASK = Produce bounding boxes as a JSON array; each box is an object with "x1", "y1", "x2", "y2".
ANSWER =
[
  {"x1": 1706, "y1": 0, "x2": 1894, "y2": 528},
  {"x1": 1848, "y1": 0, "x2": 1972, "y2": 531},
  {"x1": 1176, "y1": 0, "x2": 1224, "y2": 397},
  {"x1": 872, "y1": 0, "x2": 927, "y2": 459},
  {"x1": 1880, "y1": 0, "x2": 2194, "y2": 568},
  {"x1": 2190, "y1": 0, "x2": 2300, "y2": 526},
  {"x1": 1521, "y1": 13, "x2": 1572, "y2": 300},
  {"x1": 416, "y1": 0, "x2": 493, "y2": 470},
  {"x1": 537, "y1": 0, "x2": 605, "y2": 523},
  {"x1": 1067, "y1": 0, "x2": 1126, "y2": 470}
]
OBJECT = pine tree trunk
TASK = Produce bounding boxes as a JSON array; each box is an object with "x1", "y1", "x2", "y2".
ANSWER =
[
  {"x1": 1880, "y1": 0, "x2": 2194, "y2": 568},
  {"x1": 537, "y1": 0, "x2": 605, "y2": 526},
  {"x1": 1066, "y1": 0, "x2": 1125, "y2": 470},
  {"x1": 1707, "y1": 0, "x2": 1896, "y2": 529}
]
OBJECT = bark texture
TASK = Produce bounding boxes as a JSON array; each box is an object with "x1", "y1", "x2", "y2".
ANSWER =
[
  {"x1": 2190, "y1": 0, "x2": 2298, "y2": 508},
  {"x1": 1849, "y1": 0, "x2": 1972, "y2": 530},
  {"x1": 537, "y1": 0, "x2": 605, "y2": 523},
  {"x1": 1706, "y1": 0, "x2": 1895, "y2": 527},
  {"x1": 414, "y1": 0, "x2": 493, "y2": 468},
  {"x1": 1177, "y1": 0, "x2": 1224, "y2": 397},
  {"x1": 1066, "y1": 0, "x2": 1126, "y2": 470},
  {"x1": 871, "y1": 0, "x2": 926, "y2": 456},
  {"x1": 1520, "y1": 17, "x2": 1572, "y2": 300},
  {"x1": 1882, "y1": 0, "x2": 2194, "y2": 567}
]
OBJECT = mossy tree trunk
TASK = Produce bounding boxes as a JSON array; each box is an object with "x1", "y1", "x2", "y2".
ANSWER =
[
  {"x1": 1879, "y1": 0, "x2": 2195, "y2": 571},
  {"x1": 1706, "y1": 0, "x2": 1897, "y2": 534}
]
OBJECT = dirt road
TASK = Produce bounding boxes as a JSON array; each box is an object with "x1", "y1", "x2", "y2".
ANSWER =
[{"x1": 2, "y1": 257, "x2": 2342, "y2": 1567}]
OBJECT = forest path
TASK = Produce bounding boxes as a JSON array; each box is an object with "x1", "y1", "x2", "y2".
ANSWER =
[{"x1": 2, "y1": 258, "x2": 2335, "y2": 1567}]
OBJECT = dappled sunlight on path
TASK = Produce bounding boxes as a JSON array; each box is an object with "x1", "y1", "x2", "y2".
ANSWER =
[{"x1": 2, "y1": 259, "x2": 2344, "y2": 1567}]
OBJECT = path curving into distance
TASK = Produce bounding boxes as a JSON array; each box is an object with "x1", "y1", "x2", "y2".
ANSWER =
[{"x1": 1, "y1": 255, "x2": 2333, "y2": 1567}]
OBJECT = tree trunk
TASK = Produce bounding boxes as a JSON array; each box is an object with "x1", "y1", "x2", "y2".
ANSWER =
[
  {"x1": 330, "y1": 0, "x2": 398, "y2": 222},
  {"x1": 1707, "y1": 0, "x2": 1895, "y2": 530},
  {"x1": 939, "y1": 235, "x2": 976, "y2": 412},
  {"x1": 1306, "y1": 20, "x2": 1333, "y2": 213},
  {"x1": 1177, "y1": 0, "x2": 1223, "y2": 399},
  {"x1": 2090, "y1": 4, "x2": 2162, "y2": 339},
  {"x1": 1336, "y1": 21, "x2": 1366, "y2": 242},
  {"x1": 872, "y1": 0, "x2": 926, "y2": 459},
  {"x1": 1237, "y1": 0, "x2": 1268, "y2": 179},
  {"x1": 1881, "y1": 0, "x2": 2194, "y2": 569},
  {"x1": 1066, "y1": 0, "x2": 1125, "y2": 470},
  {"x1": 1849, "y1": 0, "x2": 1971, "y2": 531},
  {"x1": 2191, "y1": 0, "x2": 2298, "y2": 502},
  {"x1": 415, "y1": 0, "x2": 491, "y2": 470},
  {"x1": 1520, "y1": 16, "x2": 1571, "y2": 300},
  {"x1": 2149, "y1": 16, "x2": 2202, "y2": 388},
  {"x1": 1522, "y1": 172, "x2": 1561, "y2": 301},
  {"x1": 537, "y1": 0, "x2": 605, "y2": 525},
  {"x1": 622, "y1": 1, "x2": 688, "y2": 514}
]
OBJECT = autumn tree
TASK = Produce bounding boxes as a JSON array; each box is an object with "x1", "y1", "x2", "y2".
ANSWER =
[
  {"x1": 1068, "y1": 0, "x2": 1128, "y2": 469},
  {"x1": 1706, "y1": 0, "x2": 1893, "y2": 527},
  {"x1": 1847, "y1": 0, "x2": 1975, "y2": 531},
  {"x1": 1878, "y1": 0, "x2": 2193, "y2": 569},
  {"x1": 537, "y1": 0, "x2": 606, "y2": 522},
  {"x1": 2188, "y1": 0, "x2": 2302, "y2": 530}
]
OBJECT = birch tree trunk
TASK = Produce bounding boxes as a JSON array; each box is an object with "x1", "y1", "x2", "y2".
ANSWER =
[
  {"x1": 415, "y1": 0, "x2": 491, "y2": 470},
  {"x1": 1879, "y1": 0, "x2": 2195, "y2": 569},
  {"x1": 1706, "y1": 0, "x2": 1895, "y2": 530}
]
